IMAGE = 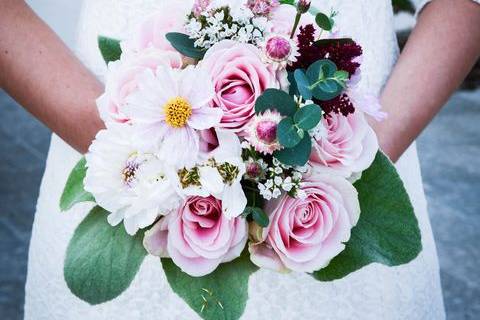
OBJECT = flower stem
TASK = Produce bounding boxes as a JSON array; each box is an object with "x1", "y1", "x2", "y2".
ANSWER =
[{"x1": 290, "y1": 13, "x2": 302, "y2": 39}]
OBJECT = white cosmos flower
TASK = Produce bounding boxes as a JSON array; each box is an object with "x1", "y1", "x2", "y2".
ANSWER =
[
  {"x1": 171, "y1": 130, "x2": 248, "y2": 219},
  {"x1": 123, "y1": 64, "x2": 223, "y2": 169},
  {"x1": 84, "y1": 123, "x2": 181, "y2": 235}
]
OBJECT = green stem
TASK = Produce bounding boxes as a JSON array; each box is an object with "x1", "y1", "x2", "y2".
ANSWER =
[{"x1": 290, "y1": 13, "x2": 302, "y2": 39}]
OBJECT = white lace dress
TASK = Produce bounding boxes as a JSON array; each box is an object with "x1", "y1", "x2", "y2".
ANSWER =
[{"x1": 24, "y1": 0, "x2": 448, "y2": 319}]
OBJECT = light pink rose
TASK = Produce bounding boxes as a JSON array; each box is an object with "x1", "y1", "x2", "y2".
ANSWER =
[
  {"x1": 310, "y1": 110, "x2": 379, "y2": 177},
  {"x1": 144, "y1": 196, "x2": 248, "y2": 277},
  {"x1": 122, "y1": 1, "x2": 192, "y2": 54},
  {"x1": 202, "y1": 40, "x2": 278, "y2": 132},
  {"x1": 269, "y1": 4, "x2": 316, "y2": 37},
  {"x1": 249, "y1": 174, "x2": 360, "y2": 273},
  {"x1": 97, "y1": 49, "x2": 182, "y2": 123}
]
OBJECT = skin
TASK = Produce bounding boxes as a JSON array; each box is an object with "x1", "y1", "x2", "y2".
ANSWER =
[{"x1": 0, "y1": 0, "x2": 479, "y2": 159}]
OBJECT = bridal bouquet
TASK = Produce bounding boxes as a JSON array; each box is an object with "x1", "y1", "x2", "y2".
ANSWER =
[{"x1": 60, "y1": 1, "x2": 422, "y2": 319}]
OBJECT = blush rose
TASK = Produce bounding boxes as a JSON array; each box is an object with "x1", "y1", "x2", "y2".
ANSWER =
[
  {"x1": 249, "y1": 174, "x2": 360, "y2": 273},
  {"x1": 143, "y1": 195, "x2": 248, "y2": 277},
  {"x1": 310, "y1": 110, "x2": 379, "y2": 178},
  {"x1": 201, "y1": 40, "x2": 279, "y2": 132}
]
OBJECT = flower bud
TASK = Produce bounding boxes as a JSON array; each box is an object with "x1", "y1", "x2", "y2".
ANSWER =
[{"x1": 297, "y1": 0, "x2": 311, "y2": 14}]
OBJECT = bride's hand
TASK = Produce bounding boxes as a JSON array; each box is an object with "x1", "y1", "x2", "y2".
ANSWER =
[
  {"x1": 0, "y1": 0, "x2": 104, "y2": 154},
  {"x1": 372, "y1": 0, "x2": 480, "y2": 162}
]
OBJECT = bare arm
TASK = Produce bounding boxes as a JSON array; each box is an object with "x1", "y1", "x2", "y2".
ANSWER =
[
  {"x1": 0, "y1": 0, "x2": 104, "y2": 153},
  {"x1": 372, "y1": 0, "x2": 480, "y2": 162}
]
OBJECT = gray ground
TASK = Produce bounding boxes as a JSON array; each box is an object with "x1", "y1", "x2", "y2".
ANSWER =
[{"x1": 1, "y1": 90, "x2": 479, "y2": 320}]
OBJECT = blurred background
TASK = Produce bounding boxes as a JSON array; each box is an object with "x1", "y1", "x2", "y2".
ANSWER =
[{"x1": 0, "y1": 1, "x2": 479, "y2": 319}]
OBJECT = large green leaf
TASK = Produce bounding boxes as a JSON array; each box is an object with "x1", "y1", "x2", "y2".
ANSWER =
[
  {"x1": 255, "y1": 89, "x2": 297, "y2": 117},
  {"x1": 165, "y1": 32, "x2": 206, "y2": 60},
  {"x1": 313, "y1": 151, "x2": 422, "y2": 281},
  {"x1": 60, "y1": 157, "x2": 95, "y2": 211},
  {"x1": 64, "y1": 206, "x2": 147, "y2": 304},
  {"x1": 277, "y1": 117, "x2": 303, "y2": 148},
  {"x1": 294, "y1": 104, "x2": 322, "y2": 131},
  {"x1": 98, "y1": 36, "x2": 122, "y2": 64},
  {"x1": 162, "y1": 252, "x2": 258, "y2": 320},
  {"x1": 273, "y1": 134, "x2": 312, "y2": 166}
]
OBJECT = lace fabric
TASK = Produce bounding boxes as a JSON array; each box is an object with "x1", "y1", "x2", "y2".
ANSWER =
[{"x1": 24, "y1": 1, "x2": 446, "y2": 319}]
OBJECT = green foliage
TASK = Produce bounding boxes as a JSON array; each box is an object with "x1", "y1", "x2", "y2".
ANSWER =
[
  {"x1": 294, "y1": 59, "x2": 347, "y2": 102},
  {"x1": 64, "y1": 206, "x2": 147, "y2": 304},
  {"x1": 255, "y1": 89, "x2": 297, "y2": 117},
  {"x1": 279, "y1": 0, "x2": 295, "y2": 5},
  {"x1": 166, "y1": 32, "x2": 206, "y2": 60},
  {"x1": 315, "y1": 12, "x2": 333, "y2": 31},
  {"x1": 392, "y1": 0, "x2": 415, "y2": 13},
  {"x1": 60, "y1": 157, "x2": 95, "y2": 211},
  {"x1": 274, "y1": 134, "x2": 312, "y2": 166},
  {"x1": 294, "y1": 104, "x2": 322, "y2": 131},
  {"x1": 277, "y1": 117, "x2": 303, "y2": 148},
  {"x1": 162, "y1": 252, "x2": 258, "y2": 320},
  {"x1": 98, "y1": 36, "x2": 122, "y2": 64},
  {"x1": 313, "y1": 151, "x2": 422, "y2": 281},
  {"x1": 244, "y1": 206, "x2": 269, "y2": 228}
]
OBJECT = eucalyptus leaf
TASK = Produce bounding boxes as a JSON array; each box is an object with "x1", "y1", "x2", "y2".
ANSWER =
[
  {"x1": 313, "y1": 151, "x2": 422, "y2": 281},
  {"x1": 162, "y1": 252, "x2": 258, "y2": 320},
  {"x1": 249, "y1": 207, "x2": 269, "y2": 228},
  {"x1": 64, "y1": 206, "x2": 147, "y2": 304},
  {"x1": 294, "y1": 69, "x2": 312, "y2": 100},
  {"x1": 315, "y1": 13, "x2": 333, "y2": 31},
  {"x1": 274, "y1": 134, "x2": 312, "y2": 166},
  {"x1": 294, "y1": 104, "x2": 322, "y2": 131},
  {"x1": 255, "y1": 89, "x2": 297, "y2": 117},
  {"x1": 306, "y1": 59, "x2": 337, "y2": 81},
  {"x1": 98, "y1": 36, "x2": 122, "y2": 64},
  {"x1": 60, "y1": 157, "x2": 95, "y2": 211},
  {"x1": 277, "y1": 117, "x2": 303, "y2": 148},
  {"x1": 165, "y1": 32, "x2": 206, "y2": 60}
]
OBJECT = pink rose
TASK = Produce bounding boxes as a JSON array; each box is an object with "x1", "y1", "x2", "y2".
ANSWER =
[
  {"x1": 122, "y1": 1, "x2": 192, "y2": 54},
  {"x1": 144, "y1": 196, "x2": 248, "y2": 277},
  {"x1": 269, "y1": 4, "x2": 316, "y2": 37},
  {"x1": 97, "y1": 49, "x2": 182, "y2": 123},
  {"x1": 310, "y1": 110, "x2": 379, "y2": 177},
  {"x1": 249, "y1": 174, "x2": 360, "y2": 273},
  {"x1": 202, "y1": 40, "x2": 278, "y2": 132}
]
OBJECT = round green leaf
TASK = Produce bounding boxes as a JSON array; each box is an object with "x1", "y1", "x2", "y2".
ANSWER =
[
  {"x1": 277, "y1": 117, "x2": 303, "y2": 148},
  {"x1": 162, "y1": 252, "x2": 258, "y2": 320},
  {"x1": 274, "y1": 134, "x2": 312, "y2": 166},
  {"x1": 294, "y1": 104, "x2": 322, "y2": 131},
  {"x1": 60, "y1": 157, "x2": 95, "y2": 212},
  {"x1": 294, "y1": 69, "x2": 312, "y2": 100},
  {"x1": 315, "y1": 13, "x2": 333, "y2": 31},
  {"x1": 64, "y1": 206, "x2": 147, "y2": 305},
  {"x1": 313, "y1": 151, "x2": 422, "y2": 281},
  {"x1": 255, "y1": 89, "x2": 297, "y2": 117},
  {"x1": 306, "y1": 59, "x2": 337, "y2": 82},
  {"x1": 98, "y1": 36, "x2": 122, "y2": 64},
  {"x1": 165, "y1": 32, "x2": 206, "y2": 60}
]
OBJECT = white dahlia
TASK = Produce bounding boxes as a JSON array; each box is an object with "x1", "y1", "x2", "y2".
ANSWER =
[{"x1": 84, "y1": 124, "x2": 181, "y2": 235}]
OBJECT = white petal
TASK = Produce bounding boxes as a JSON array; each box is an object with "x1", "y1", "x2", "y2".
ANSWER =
[
  {"x1": 222, "y1": 182, "x2": 247, "y2": 219},
  {"x1": 199, "y1": 166, "x2": 225, "y2": 195},
  {"x1": 187, "y1": 107, "x2": 223, "y2": 130}
]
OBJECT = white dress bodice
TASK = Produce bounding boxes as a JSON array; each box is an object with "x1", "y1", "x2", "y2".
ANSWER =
[{"x1": 24, "y1": 1, "x2": 446, "y2": 319}]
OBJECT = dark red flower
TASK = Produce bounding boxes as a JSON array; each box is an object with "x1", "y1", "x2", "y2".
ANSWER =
[{"x1": 321, "y1": 94, "x2": 355, "y2": 117}]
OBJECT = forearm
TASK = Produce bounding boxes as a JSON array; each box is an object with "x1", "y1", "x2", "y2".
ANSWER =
[
  {"x1": 373, "y1": 0, "x2": 480, "y2": 161},
  {"x1": 0, "y1": 0, "x2": 104, "y2": 153}
]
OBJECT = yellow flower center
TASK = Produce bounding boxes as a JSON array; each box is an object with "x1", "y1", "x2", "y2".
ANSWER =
[{"x1": 164, "y1": 97, "x2": 192, "y2": 128}]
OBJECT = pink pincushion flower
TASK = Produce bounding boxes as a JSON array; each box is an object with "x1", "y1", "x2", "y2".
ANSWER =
[
  {"x1": 201, "y1": 40, "x2": 278, "y2": 133},
  {"x1": 310, "y1": 110, "x2": 379, "y2": 178},
  {"x1": 143, "y1": 196, "x2": 248, "y2": 277},
  {"x1": 124, "y1": 64, "x2": 223, "y2": 168},
  {"x1": 249, "y1": 174, "x2": 360, "y2": 273},
  {"x1": 192, "y1": 0, "x2": 212, "y2": 17},
  {"x1": 245, "y1": 109, "x2": 282, "y2": 155},
  {"x1": 97, "y1": 49, "x2": 182, "y2": 123}
]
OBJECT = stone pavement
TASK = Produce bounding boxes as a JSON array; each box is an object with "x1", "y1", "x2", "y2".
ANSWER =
[{"x1": 1, "y1": 89, "x2": 479, "y2": 319}]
